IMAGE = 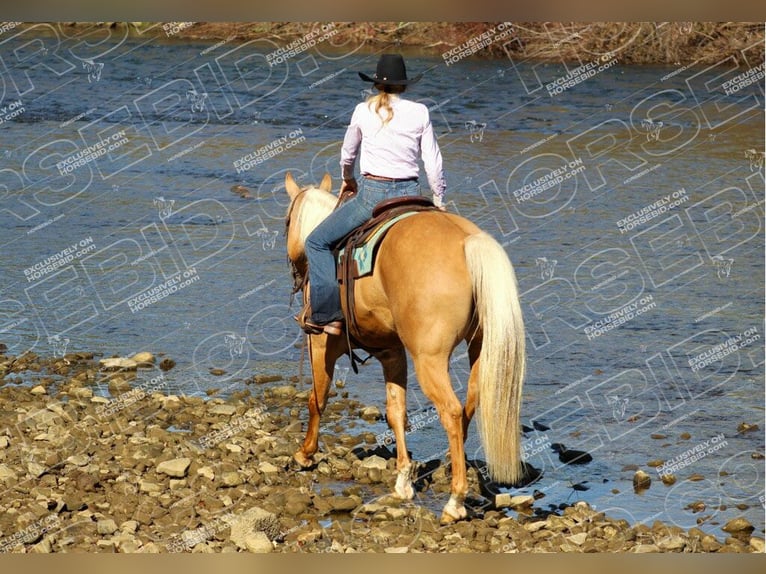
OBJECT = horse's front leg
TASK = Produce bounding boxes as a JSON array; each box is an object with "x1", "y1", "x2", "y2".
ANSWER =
[
  {"x1": 377, "y1": 348, "x2": 414, "y2": 500},
  {"x1": 294, "y1": 333, "x2": 347, "y2": 468}
]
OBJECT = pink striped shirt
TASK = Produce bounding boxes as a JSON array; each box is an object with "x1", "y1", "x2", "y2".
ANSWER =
[{"x1": 340, "y1": 95, "x2": 446, "y2": 206}]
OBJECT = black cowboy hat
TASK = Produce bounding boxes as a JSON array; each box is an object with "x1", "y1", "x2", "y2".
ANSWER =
[{"x1": 358, "y1": 54, "x2": 422, "y2": 86}]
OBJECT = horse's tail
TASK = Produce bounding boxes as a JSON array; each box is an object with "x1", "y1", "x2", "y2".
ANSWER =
[{"x1": 464, "y1": 232, "x2": 526, "y2": 484}]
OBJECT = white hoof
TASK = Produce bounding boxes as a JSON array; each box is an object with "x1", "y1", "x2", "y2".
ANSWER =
[
  {"x1": 440, "y1": 494, "x2": 467, "y2": 524},
  {"x1": 393, "y1": 463, "x2": 415, "y2": 500}
]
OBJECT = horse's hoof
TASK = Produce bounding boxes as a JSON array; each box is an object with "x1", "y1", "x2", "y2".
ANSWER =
[
  {"x1": 439, "y1": 508, "x2": 467, "y2": 525},
  {"x1": 439, "y1": 494, "x2": 467, "y2": 524},
  {"x1": 394, "y1": 482, "x2": 415, "y2": 500},
  {"x1": 291, "y1": 451, "x2": 315, "y2": 470},
  {"x1": 394, "y1": 465, "x2": 415, "y2": 500}
]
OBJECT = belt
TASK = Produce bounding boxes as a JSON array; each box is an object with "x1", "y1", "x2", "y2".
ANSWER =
[{"x1": 364, "y1": 174, "x2": 418, "y2": 182}]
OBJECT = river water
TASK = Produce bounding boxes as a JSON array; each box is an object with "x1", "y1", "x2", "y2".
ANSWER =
[{"x1": 0, "y1": 25, "x2": 763, "y2": 538}]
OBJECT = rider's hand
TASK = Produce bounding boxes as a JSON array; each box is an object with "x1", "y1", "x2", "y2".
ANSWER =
[{"x1": 340, "y1": 177, "x2": 358, "y2": 196}]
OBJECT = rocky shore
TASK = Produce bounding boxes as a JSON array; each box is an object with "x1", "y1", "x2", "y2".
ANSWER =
[{"x1": 0, "y1": 350, "x2": 762, "y2": 553}]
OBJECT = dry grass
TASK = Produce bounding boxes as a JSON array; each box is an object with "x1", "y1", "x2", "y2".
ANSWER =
[{"x1": 76, "y1": 22, "x2": 765, "y2": 66}]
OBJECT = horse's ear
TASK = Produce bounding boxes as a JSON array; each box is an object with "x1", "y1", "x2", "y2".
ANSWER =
[
  {"x1": 319, "y1": 173, "x2": 332, "y2": 193},
  {"x1": 285, "y1": 172, "x2": 301, "y2": 200}
]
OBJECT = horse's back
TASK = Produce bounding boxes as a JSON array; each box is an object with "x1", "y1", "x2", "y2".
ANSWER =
[{"x1": 357, "y1": 211, "x2": 481, "y2": 346}]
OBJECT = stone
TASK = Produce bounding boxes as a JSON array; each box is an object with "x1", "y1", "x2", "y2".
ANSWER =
[
  {"x1": 701, "y1": 536, "x2": 722, "y2": 552},
  {"x1": 209, "y1": 404, "x2": 237, "y2": 416},
  {"x1": 97, "y1": 519, "x2": 118, "y2": 535},
  {"x1": 360, "y1": 406, "x2": 382, "y2": 421},
  {"x1": 244, "y1": 531, "x2": 273, "y2": 553},
  {"x1": 632, "y1": 543, "x2": 660, "y2": 553},
  {"x1": 139, "y1": 480, "x2": 162, "y2": 493},
  {"x1": 749, "y1": 537, "x2": 764, "y2": 553},
  {"x1": 633, "y1": 470, "x2": 651, "y2": 491},
  {"x1": 131, "y1": 352, "x2": 155, "y2": 366},
  {"x1": 197, "y1": 466, "x2": 215, "y2": 480},
  {"x1": 329, "y1": 496, "x2": 361, "y2": 512},
  {"x1": 120, "y1": 520, "x2": 139, "y2": 534},
  {"x1": 384, "y1": 546, "x2": 410, "y2": 553},
  {"x1": 31, "y1": 385, "x2": 47, "y2": 395},
  {"x1": 221, "y1": 471, "x2": 243, "y2": 487},
  {"x1": 156, "y1": 457, "x2": 191, "y2": 478},
  {"x1": 270, "y1": 385, "x2": 297, "y2": 398},
  {"x1": 567, "y1": 532, "x2": 588, "y2": 546},
  {"x1": 66, "y1": 454, "x2": 90, "y2": 467},
  {"x1": 0, "y1": 464, "x2": 16, "y2": 481},
  {"x1": 721, "y1": 517, "x2": 754, "y2": 535},
  {"x1": 228, "y1": 507, "x2": 281, "y2": 550},
  {"x1": 360, "y1": 455, "x2": 388, "y2": 471},
  {"x1": 657, "y1": 535, "x2": 686, "y2": 551},
  {"x1": 258, "y1": 461, "x2": 280, "y2": 474},
  {"x1": 159, "y1": 358, "x2": 176, "y2": 371},
  {"x1": 99, "y1": 357, "x2": 138, "y2": 371},
  {"x1": 27, "y1": 461, "x2": 47, "y2": 478}
]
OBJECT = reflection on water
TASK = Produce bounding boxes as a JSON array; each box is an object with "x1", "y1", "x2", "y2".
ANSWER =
[{"x1": 0, "y1": 31, "x2": 763, "y2": 536}]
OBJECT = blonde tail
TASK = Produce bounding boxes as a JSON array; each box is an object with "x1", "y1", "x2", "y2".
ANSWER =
[{"x1": 464, "y1": 232, "x2": 526, "y2": 484}]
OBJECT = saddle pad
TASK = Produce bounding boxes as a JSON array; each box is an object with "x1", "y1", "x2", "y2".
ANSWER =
[{"x1": 341, "y1": 211, "x2": 420, "y2": 278}]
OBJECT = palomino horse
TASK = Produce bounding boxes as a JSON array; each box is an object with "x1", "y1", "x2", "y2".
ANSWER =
[{"x1": 284, "y1": 172, "x2": 526, "y2": 523}]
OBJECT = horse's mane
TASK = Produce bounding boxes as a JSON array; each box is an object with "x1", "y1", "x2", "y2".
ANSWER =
[{"x1": 294, "y1": 187, "x2": 337, "y2": 245}]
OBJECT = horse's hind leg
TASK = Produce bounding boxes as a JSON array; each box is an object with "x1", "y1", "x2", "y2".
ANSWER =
[
  {"x1": 462, "y1": 337, "x2": 482, "y2": 440},
  {"x1": 294, "y1": 334, "x2": 346, "y2": 468},
  {"x1": 412, "y1": 353, "x2": 467, "y2": 523},
  {"x1": 377, "y1": 348, "x2": 414, "y2": 500}
]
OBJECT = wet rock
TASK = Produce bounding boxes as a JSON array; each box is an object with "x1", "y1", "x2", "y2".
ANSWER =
[
  {"x1": 551, "y1": 443, "x2": 592, "y2": 465},
  {"x1": 156, "y1": 457, "x2": 191, "y2": 478},
  {"x1": 328, "y1": 495, "x2": 362, "y2": 512},
  {"x1": 158, "y1": 358, "x2": 176, "y2": 371},
  {"x1": 208, "y1": 403, "x2": 237, "y2": 416},
  {"x1": 687, "y1": 473, "x2": 705, "y2": 482},
  {"x1": 721, "y1": 517, "x2": 754, "y2": 536},
  {"x1": 660, "y1": 474, "x2": 677, "y2": 486},
  {"x1": 131, "y1": 352, "x2": 155, "y2": 367},
  {"x1": 360, "y1": 406, "x2": 382, "y2": 421},
  {"x1": 209, "y1": 368, "x2": 227, "y2": 376},
  {"x1": 679, "y1": 432, "x2": 691, "y2": 440},
  {"x1": 269, "y1": 385, "x2": 297, "y2": 399},
  {"x1": 737, "y1": 422, "x2": 759, "y2": 434},
  {"x1": 495, "y1": 494, "x2": 534, "y2": 510},
  {"x1": 99, "y1": 358, "x2": 138, "y2": 371},
  {"x1": 633, "y1": 470, "x2": 651, "y2": 491},
  {"x1": 108, "y1": 377, "x2": 132, "y2": 396}
]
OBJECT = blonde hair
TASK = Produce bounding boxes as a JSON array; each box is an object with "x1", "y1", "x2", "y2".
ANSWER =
[{"x1": 367, "y1": 84, "x2": 406, "y2": 126}]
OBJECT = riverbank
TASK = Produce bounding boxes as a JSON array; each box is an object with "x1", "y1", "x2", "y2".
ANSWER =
[
  {"x1": 0, "y1": 350, "x2": 762, "y2": 553},
  {"x1": 57, "y1": 21, "x2": 765, "y2": 65}
]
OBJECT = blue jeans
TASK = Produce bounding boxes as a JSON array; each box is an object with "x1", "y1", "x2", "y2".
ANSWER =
[{"x1": 305, "y1": 177, "x2": 420, "y2": 323}]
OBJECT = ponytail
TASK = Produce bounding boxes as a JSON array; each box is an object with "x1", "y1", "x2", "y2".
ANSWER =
[{"x1": 367, "y1": 84, "x2": 406, "y2": 126}]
